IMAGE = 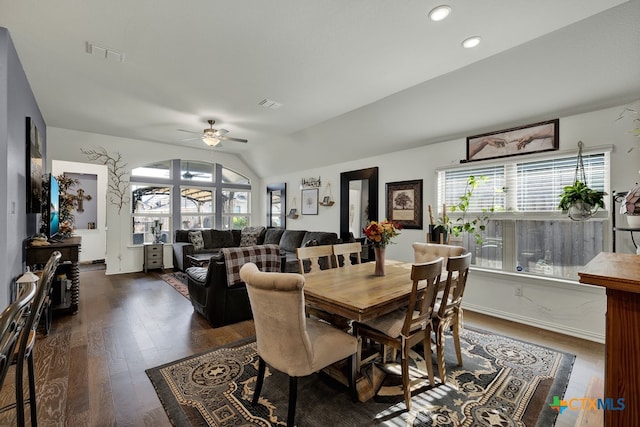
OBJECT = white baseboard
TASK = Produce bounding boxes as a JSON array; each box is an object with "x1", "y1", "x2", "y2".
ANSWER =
[{"x1": 464, "y1": 303, "x2": 605, "y2": 344}]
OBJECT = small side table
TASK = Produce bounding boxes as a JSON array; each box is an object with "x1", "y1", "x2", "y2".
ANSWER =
[{"x1": 144, "y1": 243, "x2": 164, "y2": 272}]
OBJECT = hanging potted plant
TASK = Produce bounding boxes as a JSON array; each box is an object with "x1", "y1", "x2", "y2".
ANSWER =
[
  {"x1": 558, "y1": 141, "x2": 606, "y2": 221},
  {"x1": 558, "y1": 180, "x2": 606, "y2": 220}
]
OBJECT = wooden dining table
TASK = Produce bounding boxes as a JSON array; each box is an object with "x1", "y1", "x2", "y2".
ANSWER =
[
  {"x1": 303, "y1": 259, "x2": 418, "y2": 323},
  {"x1": 303, "y1": 259, "x2": 432, "y2": 401}
]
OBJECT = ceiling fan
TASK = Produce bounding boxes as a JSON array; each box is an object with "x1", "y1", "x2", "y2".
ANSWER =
[
  {"x1": 182, "y1": 162, "x2": 207, "y2": 180},
  {"x1": 178, "y1": 119, "x2": 248, "y2": 147}
]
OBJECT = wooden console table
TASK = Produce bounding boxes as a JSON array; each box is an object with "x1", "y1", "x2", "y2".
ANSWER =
[
  {"x1": 25, "y1": 236, "x2": 81, "y2": 315},
  {"x1": 579, "y1": 252, "x2": 640, "y2": 426}
]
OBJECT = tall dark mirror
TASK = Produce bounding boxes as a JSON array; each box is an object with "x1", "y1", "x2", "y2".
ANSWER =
[
  {"x1": 267, "y1": 183, "x2": 286, "y2": 228},
  {"x1": 340, "y1": 167, "x2": 378, "y2": 242}
]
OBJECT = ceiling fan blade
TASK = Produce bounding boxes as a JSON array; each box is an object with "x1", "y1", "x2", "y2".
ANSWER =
[
  {"x1": 216, "y1": 128, "x2": 229, "y2": 136},
  {"x1": 177, "y1": 129, "x2": 201, "y2": 134},
  {"x1": 220, "y1": 136, "x2": 248, "y2": 143},
  {"x1": 179, "y1": 136, "x2": 202, "y2": 142}
]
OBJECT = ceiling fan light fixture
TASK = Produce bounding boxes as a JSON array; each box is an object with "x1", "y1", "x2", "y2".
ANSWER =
[{"x1": 202, "y1": 136, "x2": 221, "y2": 146}]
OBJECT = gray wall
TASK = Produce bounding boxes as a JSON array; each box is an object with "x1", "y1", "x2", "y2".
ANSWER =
[{"x1": 0, "y1": 27, "x2": 46, "y2": 308}]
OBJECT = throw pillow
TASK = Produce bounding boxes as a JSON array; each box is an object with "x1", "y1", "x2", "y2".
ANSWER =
[
  {"x1": 239, "y1": 226, "x2": 265, "y2": 247},
  {"x1": 188, "y1": 231, "x2": 205, "y2": 251}
]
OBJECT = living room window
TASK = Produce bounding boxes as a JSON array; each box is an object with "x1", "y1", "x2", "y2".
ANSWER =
[
  {"x1": 130, "y1": 160, "x2": 252, "y2": 244},
  {"x1": 221, "y1": 189, "x2": 250, "y2": 229},
  {"x1": 437, "y1": 148, "x2": 609, "y2": 280},
  {"x1": 131, "y1": 184, "x2": 171, "y2": 244},
  {"x1": 180, "y1": 187, "x2": 214, "y2": 229}
]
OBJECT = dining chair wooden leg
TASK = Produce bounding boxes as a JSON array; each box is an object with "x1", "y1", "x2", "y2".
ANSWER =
[
  {"x1": 287, "y1": 376, "x2": 297, "y2": 427},
  {"x1": 436, "y1": 325, "x2": 447, "y2": 384},
  {"x1": 252, "y1": 357, "x2": 266, "y2": 405},
  {"x1": 453, "y1": 315, "x2": 463, "y2": 367},
  {"x1": 401, "y1": 346, "x2": 412, "y2": 411},
  {"x1": 423, "y1": 334, "x2": 435, "y2": 386},
  {"x1": 356, "y1": 336, "x2": 363, "y2": 372},
  {"x1": 349, "y1": 354, "x2": 357, "y2": 402}
]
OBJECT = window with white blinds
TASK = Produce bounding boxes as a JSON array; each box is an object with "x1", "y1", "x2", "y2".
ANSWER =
[
  {"x1": 515, "y1": 153, "x2": 607, "y2": 211},
  {"x1": 440, "y1": 166, "x2": 505, "y2": 213},
  {"x1": 437, "y1": 149, "x2": 610, "y2": 280},
  {"x1": 439, "y1": 151, "x2": 609, "y2": 215}
]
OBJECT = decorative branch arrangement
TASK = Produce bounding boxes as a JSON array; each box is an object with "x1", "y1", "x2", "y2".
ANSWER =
[{"x1": 81, "y1": 147, "x2": 130, "y2": 213}]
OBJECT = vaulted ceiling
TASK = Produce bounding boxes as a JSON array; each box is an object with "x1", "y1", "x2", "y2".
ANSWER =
[{"x1": 1, "y1": 0, "x2": 639, "y2": 177}]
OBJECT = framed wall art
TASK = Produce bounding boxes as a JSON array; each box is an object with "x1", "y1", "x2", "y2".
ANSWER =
[
  {"x1": 301, "y1": 188, "x2": 319, "y2": 215},
  {"x1": 386, "y1": 179, "x2": 423, "y2": 229},
  {"x1": 466, "y1": 119, "x2": 559, "y2": 162},
  {"x1": 26, "y1": 117, "x2": 44, "y2": 213}
]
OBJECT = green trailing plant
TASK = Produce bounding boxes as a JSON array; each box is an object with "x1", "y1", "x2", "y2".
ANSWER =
[
  {"x1": 437, "y1": 175, "x2": 497, "y2": 244},
  {"x1": 558, "y1": 180, "x2": 606, "y2": 211}
]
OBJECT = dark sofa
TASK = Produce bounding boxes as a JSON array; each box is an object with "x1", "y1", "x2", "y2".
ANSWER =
[
  {"x1": 172, "y1": 228, "x2": 254, "y2": 271},
  {"x1": 172, "y1": 227, "x2": 338, "y2": 272},
  {"x1": 181, "y1": 229, "x2": 338, "y2": 327}
]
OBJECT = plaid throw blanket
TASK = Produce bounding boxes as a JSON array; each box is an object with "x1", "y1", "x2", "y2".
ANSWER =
[{"x1": 221, "y1": 244, "x2": 281, "y2": 287}]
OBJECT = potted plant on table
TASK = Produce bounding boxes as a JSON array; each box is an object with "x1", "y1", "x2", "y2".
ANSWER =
[{"x1": 363, "y1": 220, "x2": 401, "y2": 276}]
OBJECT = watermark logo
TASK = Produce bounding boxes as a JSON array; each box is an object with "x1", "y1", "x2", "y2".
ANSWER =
[
  {"x1": 549, "y1": 396, "x2": 625, "y2": 413},
  {"x1": 549, "y1": 396, "x2": 568, "y2": 414}
]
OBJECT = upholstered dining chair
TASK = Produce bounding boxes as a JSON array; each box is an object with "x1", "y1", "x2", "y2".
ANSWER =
[
  {"x1": 1, "y1": 250, "x2": 61, "y2": 426},
  {"x1": 0, "y1": 282, "x2": 36, "y2": 396},
  {"x1": 412, "y1": 242, "x2": 466, "y2": 265},
  {"x1": 239, "y1": 263, "x2": 358, "y2": 427},
  {"x1": 296, "y1": 244, "x2": 334, "y2": 273},
  {"x1": 433, "y1": 252, "x2": 471, "y2": 384},
  {"x1": 353, "y1": 258, "x2": 444, "y2": 411},
  {"x1": 332, "y1": 242, "x2": 362, "y2": 267}
]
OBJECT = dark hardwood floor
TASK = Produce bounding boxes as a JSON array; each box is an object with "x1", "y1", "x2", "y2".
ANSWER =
[{"x1": 0, "y1": 269, "x2": 603, "y2": 426}]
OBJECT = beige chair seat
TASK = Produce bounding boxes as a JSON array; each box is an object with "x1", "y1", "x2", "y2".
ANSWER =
[
  {"x1": 361, "y1": 309, "x2": 426, "y2": 339},
  {"x1": 305, "y1": 319, "x2": 358, "y2": 373}
]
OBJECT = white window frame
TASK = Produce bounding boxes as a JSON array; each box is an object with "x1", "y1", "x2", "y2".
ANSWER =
[{"x1": 437, "y1": 145, "x2": 611, "y2": 280}]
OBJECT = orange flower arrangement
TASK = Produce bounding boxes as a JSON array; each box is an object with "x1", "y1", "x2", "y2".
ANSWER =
[{"x1": 363, "y1": 220, "x2": 401, "y2": 248}]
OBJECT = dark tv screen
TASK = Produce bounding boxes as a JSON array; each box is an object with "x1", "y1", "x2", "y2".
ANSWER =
[{"x1": 49, "y1": 175, "x2": 60, "y2": 238}]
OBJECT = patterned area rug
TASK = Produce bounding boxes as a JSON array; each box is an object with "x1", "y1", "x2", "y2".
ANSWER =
[
  {"x1": 160, "y1": 272, "x2": 190, "y2": 300},
  {"x1": 146, "y1": 329, "x2": 574, "y2": 426}
]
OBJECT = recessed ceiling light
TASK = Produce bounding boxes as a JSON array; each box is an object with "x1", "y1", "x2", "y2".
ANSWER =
[
  {"x1": 428, "y1": 5, "x2": 451, "y2": 21},
  {"x1": 462, "y1": 36, "x2": 481, "y2": 49}
]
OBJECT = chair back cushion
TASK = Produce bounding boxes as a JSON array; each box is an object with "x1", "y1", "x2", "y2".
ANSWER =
[
  {"x1": 412, "y1": 242, "x2": 465, "y2": 264},
  {"x1": 221, "y1": 244, "x2": 281, "y2": 287},
  {"x1": 239, "y1": 263, "x2": 313, "y2": 374}
]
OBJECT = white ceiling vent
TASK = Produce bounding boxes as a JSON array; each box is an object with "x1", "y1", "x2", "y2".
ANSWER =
[
  {"x1": 86, "y1": 42, "x2": 125, "y2": 62},
  {"x1": 258, "y1": 98, "x2": 283, "y2": 110}
]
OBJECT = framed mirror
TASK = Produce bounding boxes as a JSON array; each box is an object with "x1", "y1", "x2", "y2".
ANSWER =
[
  {"x1": 267, "y1": 183, "x2": 286, "y2": 228},
  {"x1": 340, "y1": 167, "x2": 378, "y2": 242}
]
